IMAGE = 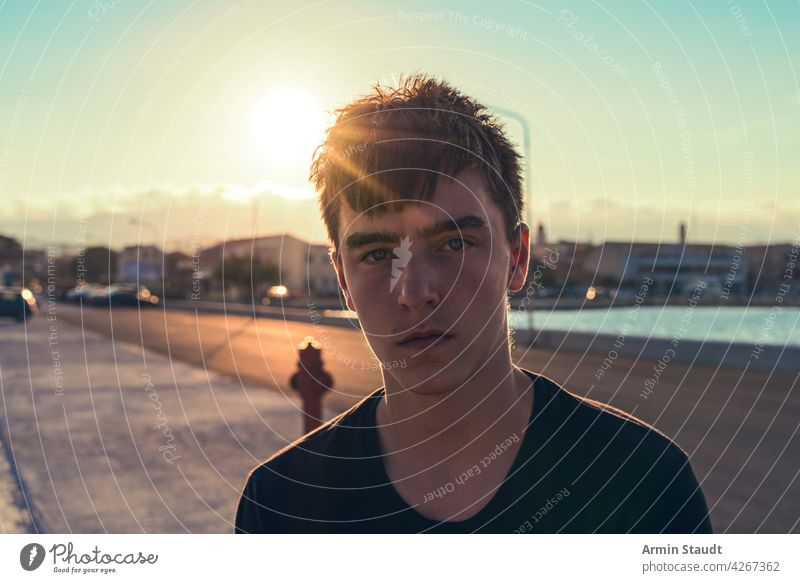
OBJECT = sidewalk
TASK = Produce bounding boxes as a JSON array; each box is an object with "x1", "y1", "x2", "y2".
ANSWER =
[
  {"x1": 0, "y1": 437, "x2": 34, "y2": 533},
  {"x1": 0, "y1": 316, "x2": 329, "y2": 533}
]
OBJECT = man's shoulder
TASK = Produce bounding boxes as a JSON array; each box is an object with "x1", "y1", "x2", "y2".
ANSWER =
[
  {"x1": 235, "y1": 389, "x2": 383, "y2": 532},
  {"x1": 245, "y1": 387, "x2": 382, "y2": 486},
  {"x1": 532, "y1": 372, "x2": 689, "y2": 465},
  {"x1": 527, "y1": 372, "x2": 711, "y2": 533}
]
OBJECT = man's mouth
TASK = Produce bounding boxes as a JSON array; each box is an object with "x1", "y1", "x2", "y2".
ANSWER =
[{"x1": 397, "y1": 328, "x2": 454, "y2": 349}]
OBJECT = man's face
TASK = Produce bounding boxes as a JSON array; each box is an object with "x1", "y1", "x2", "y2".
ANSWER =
[{"x1": 333, "y1": 168, "x2": 529, "y2": 395}]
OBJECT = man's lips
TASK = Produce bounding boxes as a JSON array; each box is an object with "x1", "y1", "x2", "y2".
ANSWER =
[{"x1": 396, "y1": 329, "x2": 454, "y2": 349}]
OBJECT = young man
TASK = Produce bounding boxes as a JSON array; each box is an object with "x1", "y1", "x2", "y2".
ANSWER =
[{"x1": 235, "y1": 75, "x2": 712, "y2": 533}]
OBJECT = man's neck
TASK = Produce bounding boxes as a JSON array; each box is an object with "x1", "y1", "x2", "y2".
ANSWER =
[{"x1": 375, "y1": 350, "x2": 534, "y2": 470}]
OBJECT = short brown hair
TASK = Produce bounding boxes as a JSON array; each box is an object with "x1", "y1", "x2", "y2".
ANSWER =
[{"x1": 310, "y1": 74, "x2": 525, "y2": 252}]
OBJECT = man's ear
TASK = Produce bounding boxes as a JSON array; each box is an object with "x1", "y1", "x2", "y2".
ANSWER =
[
  {"x1": 508, "y1": 223, "x2": 530, "y2": 293},
  {"x1": 331, "y1": 249, "x2": 355, "y2": 311}
]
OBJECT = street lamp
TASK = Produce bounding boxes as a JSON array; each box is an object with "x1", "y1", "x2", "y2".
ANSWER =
[
  {"x1": 492, "y1": 105, "x2": 535, "y2": 345},
  {"x1": 128, "y1": 217, "x2": 163, "y2": 283}
]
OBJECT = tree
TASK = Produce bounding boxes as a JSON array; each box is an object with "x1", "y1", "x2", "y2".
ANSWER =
[
  {"x1": 214, "y1": 254, "x2": 280, "y2": 300},
  {"x1": 70, "y1": 246, "x2": 118, "y2": 285}
]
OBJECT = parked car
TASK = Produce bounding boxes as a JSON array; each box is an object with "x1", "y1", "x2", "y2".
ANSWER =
[
  {"x1": 261, "y1": 285, "x2": 301, "y2": 305},
  {"x1": 0, "y1": 287, "x2": 38, "y2": 321},
  {"x1": 65, "y1": 283, "x2": 105, "y2": 303},
  {"x1": 89, "y1": 284, "x2": 160, "y2": 307}
]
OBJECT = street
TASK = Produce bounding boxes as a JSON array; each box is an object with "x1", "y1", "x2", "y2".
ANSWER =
[{"x1": 0, "y1": 302, "x2": 797, "y2": 532}]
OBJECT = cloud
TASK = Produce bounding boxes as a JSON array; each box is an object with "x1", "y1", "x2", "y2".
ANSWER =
[
  {"x1": 2, "y1": 183, "x2": 798, "y2": 252},
  {"x1": 0, "y1": 182, "x2": 326, "y2": 251}
]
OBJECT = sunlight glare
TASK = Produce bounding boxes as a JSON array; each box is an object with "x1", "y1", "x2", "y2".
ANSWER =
[{"x1": 250, "y1": 88, "x2": 329, "y2": 167}]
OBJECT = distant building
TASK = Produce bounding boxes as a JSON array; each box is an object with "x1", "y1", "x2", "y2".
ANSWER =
[
  {"x1": 114, "y1": 222, "x2": 797, "y2": 303},
  {"x1": 582, "y1": 241, "x2": 661, "y2": 285},
  {"x1": 23, "y1": 248, "x2": 48, "y2": 277},
  {"x1": 307, "y1": 244, "x2": 339, "y2": 297},
  {"x1": 535, "y1": 240, "x2": 595, "y2": 286},
  {"x1": 160, "y1": 251, "x2": 204, "y2": 299},
  {"x1": 200, "y1": 234, "x2": 338, "y2": 297},
  {"x1": 745, "y1": 243, "x2": 800, "y2": 297},
  {"x1": 583, "y1": 241, "x2": 748, "y2": 296},
  {"x1": 0, "y1": 234, "x2": 22, "y2": 259},
  {"x1": 117, "y1": 245, "x2": 164, "y2": 283},
  {"x1": 534, "y1": 223, "x2": 547, "y2": 250},
  {"x1": 0, "y1": 235, "x2": 23, "y2": 286}
]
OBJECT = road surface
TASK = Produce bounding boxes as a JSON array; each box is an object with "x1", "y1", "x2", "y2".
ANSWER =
[{"x1": 0, "y1": 302, "x2": 796, "y2": 532}]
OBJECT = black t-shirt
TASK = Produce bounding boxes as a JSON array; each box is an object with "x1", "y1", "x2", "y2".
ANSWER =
[{"x1": 235, "y1": 369, "x2": 713, "y2": 533}]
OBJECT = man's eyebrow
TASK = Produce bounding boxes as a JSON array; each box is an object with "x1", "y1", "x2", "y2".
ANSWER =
[
  {"x1": 343, "y1": 214, "x2": 489, "y2": 251},
  {"x1": 344, "y1": 230, "x2": 399, "y2": 250},
  {"x1": 418, "y1": 214, "x2": 489, "y2": 239}
]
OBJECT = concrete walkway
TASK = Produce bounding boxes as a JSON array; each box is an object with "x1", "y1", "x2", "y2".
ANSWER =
[
  {"x1": 0, "y1": 437, "x2": 34, "y2": 533},
  {"x1": 0, "y1": 316, "x2": 329, "y2": 533}
]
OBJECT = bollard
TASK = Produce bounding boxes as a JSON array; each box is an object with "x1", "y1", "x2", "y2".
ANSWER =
[{"x1": 289, "y1": 336, "x2": 334, "y2": 434}]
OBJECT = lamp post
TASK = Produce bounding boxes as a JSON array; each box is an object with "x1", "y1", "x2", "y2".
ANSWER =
[
  {"x1": 492, "y1": 106, "x2": 535, "y2": 345},
  {"x1": 128, "y1": 217, "x2": 163, "y2": 283}
]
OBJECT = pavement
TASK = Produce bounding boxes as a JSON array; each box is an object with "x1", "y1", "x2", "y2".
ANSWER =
[
  {"x1": 0, "y1": 302, "x2": 798, "y2": 533},
  {"x1": 0, "y1": 437, "x2": 33, "y2": 533},
  {"x1": 0, "y1": 313, "x2": 328, "y2": 533}
]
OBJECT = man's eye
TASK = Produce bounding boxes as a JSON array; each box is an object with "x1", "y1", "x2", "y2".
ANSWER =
[
  {"x1": 361, "y1": 249, "x2": 394, "y2": 263},
  {"x1": 445, "y1": 238, "x2": 469, "y2": 252}
]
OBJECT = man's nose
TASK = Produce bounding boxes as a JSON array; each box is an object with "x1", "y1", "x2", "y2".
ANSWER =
[{"x1": 394, "y1": 255, "x2": 440, "y2": 312}]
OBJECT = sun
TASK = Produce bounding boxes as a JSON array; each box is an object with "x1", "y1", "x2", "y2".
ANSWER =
[{"x1": 250, "y1": 88, "x2": 329, "y2": 167}]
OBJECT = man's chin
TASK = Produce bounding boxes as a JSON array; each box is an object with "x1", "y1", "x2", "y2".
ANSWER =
[{"x1": 381, "y1": 361, "x2": 463, "y2": 396}]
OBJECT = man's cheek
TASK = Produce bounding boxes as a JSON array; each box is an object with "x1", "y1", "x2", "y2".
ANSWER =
[
  {"x1": 347, "y1": 272, "x2": 389, "y2": 307},
  {"x1": 455, "y1": 271, "x2": 494, "y2": 296},
  {"x1": 350, "y1": 266, "x2": 392, "y2": 291},
  {"x1": 359, "y1": 312, "x2": 395, "y2": 337}
]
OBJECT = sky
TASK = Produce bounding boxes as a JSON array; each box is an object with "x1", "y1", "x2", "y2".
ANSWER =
[{"x1": 0, "y1": 0, "x2": 798, "y2": 252}]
